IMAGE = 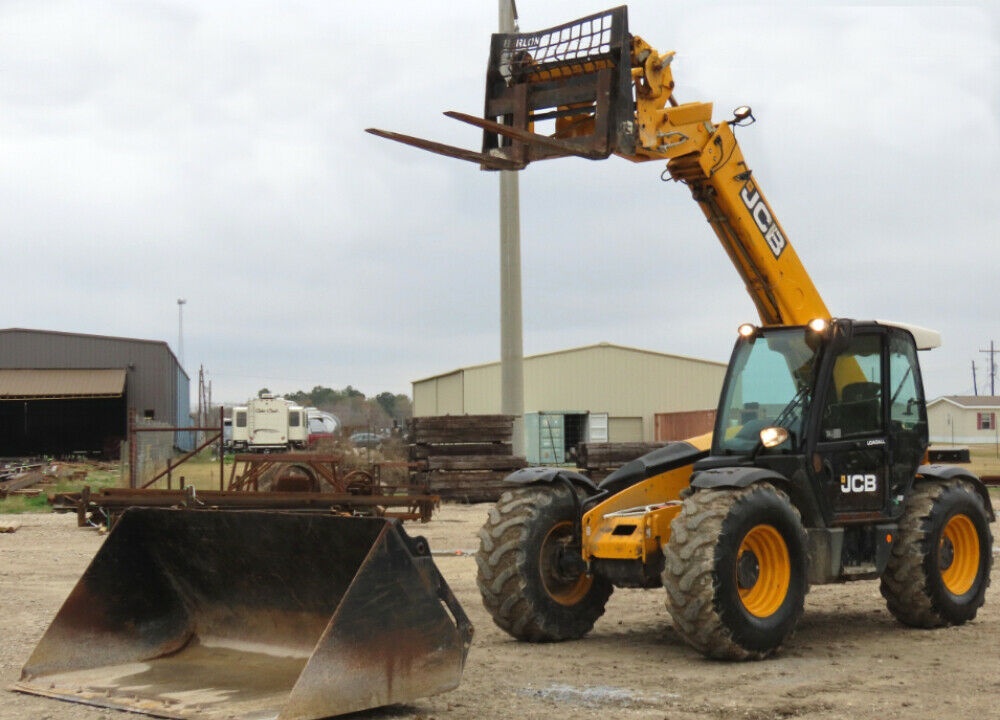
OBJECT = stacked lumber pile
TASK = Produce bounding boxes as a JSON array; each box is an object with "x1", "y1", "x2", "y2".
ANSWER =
[
  {"x1": 576, "y1": 442, "x2": 665, "y2": 481},
  {"x1": 0, "y1": 462, "x2": 46, "y2": 498},
  {"x1": 409, "y1": 415, "x2": 527, "y2": 502}
]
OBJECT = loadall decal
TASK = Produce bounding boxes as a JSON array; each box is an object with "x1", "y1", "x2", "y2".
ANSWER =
[
  {"x1": 840, "y1": 473, "x2": 879, "y2": 494},
  {"x1": 740, "y1": 181, "x2": 787, "y2": 258}
]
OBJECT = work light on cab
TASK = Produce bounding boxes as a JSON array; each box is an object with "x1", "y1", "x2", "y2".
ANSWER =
[
  {"x1": 759, "y1": 426, "x2": 789, "y2": 449},
  {"x1": 807, "y1": 318, "x2": 828, "y2": 334}
]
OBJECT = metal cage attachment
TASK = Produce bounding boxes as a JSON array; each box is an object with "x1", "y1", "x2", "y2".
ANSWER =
[{"x1": 367, "y1": 6, "x2": 636, "y2": 170}]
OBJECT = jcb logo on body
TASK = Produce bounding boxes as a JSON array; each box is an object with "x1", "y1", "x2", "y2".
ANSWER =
[
  {"x1": 740, "y1": 182, "x2": 787, "y2": 259},
  {"x1": 840, "y1": 474, "x2": 878, "y2": 494}
]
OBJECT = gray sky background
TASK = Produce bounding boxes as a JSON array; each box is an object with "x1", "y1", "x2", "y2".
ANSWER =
[{"x1": 2, "y1": 1, "x2": 997, "y2": 405}]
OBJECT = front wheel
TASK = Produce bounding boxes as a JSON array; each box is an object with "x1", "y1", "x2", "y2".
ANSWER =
[
  {"x1": 476, "y1": 485, "x2": 612, "y2": 642},
  {"x1": 663, "y1": 483, "x2": 809, "y2": 660},
  {"x1": 880, "y1": 480, "x2": 993, "y2": 627}
]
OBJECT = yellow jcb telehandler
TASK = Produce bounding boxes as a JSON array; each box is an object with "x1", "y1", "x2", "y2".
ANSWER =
[{"x1": 369, "y1": 5, "x2": 993, "y2": 659}]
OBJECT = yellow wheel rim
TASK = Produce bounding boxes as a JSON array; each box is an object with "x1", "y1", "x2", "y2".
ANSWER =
[
  {"x1": 540, "y1": 521, "x2": 592, "y2": 606},
  {"x1": 736, "y1": 524, "x2": 791, "y2": 618},
  {"x1": 940, "y1": 514, "x2": 980, "y2": 596}
]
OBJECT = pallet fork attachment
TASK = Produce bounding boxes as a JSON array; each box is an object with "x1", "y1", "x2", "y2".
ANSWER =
[
  {"x1": 14, "y1": 508, "x2": 473, "y2": 719},
  {"x1": 367, "y1": 6, "x2": 636, "y2": 170}
]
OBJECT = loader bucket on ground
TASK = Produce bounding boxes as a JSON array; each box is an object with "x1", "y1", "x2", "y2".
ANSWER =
[{"x1": 14, "y1": 508, "x2": 473, "y2": 720}]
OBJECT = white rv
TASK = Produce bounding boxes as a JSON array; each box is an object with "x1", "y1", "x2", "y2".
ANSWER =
[{"x1": 230, "y1": 395, "x2": 308, "y2": 452}]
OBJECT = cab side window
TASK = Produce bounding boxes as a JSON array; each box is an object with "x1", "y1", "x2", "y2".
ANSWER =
[
  {"x1": 821, "y1": 334, "x2": 883, "y2": 440},
  {"x1": 889, "y1": 334, "x2": 925, "y2": 431}
]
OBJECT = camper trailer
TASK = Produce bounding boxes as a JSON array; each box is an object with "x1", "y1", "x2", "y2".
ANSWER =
[{"x1": 230, "y1": 395, "x2": 308, "y2": 452}]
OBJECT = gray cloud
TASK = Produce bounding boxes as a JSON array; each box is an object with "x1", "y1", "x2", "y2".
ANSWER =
[{"x1": 2, "y1": 1, "x2": 997, "y2": 402}]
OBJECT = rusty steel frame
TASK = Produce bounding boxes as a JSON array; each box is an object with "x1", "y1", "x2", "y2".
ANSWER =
[
  {"x1": 227, "y1": 452, "x2": 352, "y2": 492},
  {"x1": 129, "y1": 407, "x2": 226, "y2": 489},
  {"x1": 58, "y1": 410, "x2": 442, "y2": 527},
  {"x1": 60, "y1": 486, "x2": 439, "y2": 526},
  {"x1": 59, "y1": 447, "x2": 439, "y2": 526}
]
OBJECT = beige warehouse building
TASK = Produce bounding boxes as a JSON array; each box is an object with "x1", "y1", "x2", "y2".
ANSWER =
[{"x1": 412, "y1": 342, "x2": 727, "y2": 458}]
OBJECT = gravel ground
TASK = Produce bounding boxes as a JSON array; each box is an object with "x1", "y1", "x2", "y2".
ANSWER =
[{"x1": 1, "y1": 502, "x2": 997, "y2": 720}]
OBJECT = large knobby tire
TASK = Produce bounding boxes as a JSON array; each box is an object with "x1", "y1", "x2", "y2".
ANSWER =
[
  {"x1": 476, "y1": 485, "x2": 613, "y2": 642},
  {"x1": 880, "y1": 480, "x2": 993, "y2": 627},
  {"x1": 663, "y1": 483, "x2": 809, "y2": 660}
]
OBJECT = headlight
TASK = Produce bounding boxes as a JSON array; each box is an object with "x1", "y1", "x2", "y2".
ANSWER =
[
  {"x1": 808, "y1": 318, "x2": 828, "y2": 334},
  {"x1": 738, "y1": 323, "x2": 757, "y2": 339},
  {"x1": 759, "y1": 426, "x2": 789, "y2": 449}
]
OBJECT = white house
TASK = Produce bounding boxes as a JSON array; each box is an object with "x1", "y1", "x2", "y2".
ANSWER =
[{"x1": 927, "y1": 396, "x2": 1000, "y2": 445}]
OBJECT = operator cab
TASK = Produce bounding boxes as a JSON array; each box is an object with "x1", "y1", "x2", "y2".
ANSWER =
[{"x1": 700, "y1": 319, "x2": 934, "y2": 528}]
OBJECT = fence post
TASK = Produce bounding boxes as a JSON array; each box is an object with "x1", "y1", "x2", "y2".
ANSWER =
[
  {"x1": 219, "y1": 406, "x2": 225, "y2": 491},
  {"x1": 128, "y1": 409, "x2": 137, "y2": 489}
]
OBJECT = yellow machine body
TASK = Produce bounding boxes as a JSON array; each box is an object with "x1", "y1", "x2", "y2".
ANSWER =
[{"x1": 367, "y1": 6, "x2": 835, "y2": 577}]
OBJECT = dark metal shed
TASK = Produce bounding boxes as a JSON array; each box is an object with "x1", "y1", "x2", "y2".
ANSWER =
[{"x1": 0, "y1": 329, "x2": 191, "y2": 457}]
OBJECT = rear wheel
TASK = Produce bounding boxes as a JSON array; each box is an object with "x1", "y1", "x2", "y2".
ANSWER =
[
  {"x1": 880, "y1": 480, "x2": 992, "y2": 627},
  {"x1": 476, "y1": 485, "x2": 612, "y2": 641},
  {"x1": 663, "y1": 483, "x2": 809, "y2": 660}
]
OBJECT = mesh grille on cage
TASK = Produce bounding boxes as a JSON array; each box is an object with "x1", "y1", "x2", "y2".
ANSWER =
[{"x1": 498, "y1": 9, "x2": 621, "y2": 83}]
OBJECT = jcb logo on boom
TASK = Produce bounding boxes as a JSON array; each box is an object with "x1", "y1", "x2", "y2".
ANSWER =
[
  {"x1": 740, "y1": 182, "x2": 787, "y2": 259},
  {"x1": 840, "y1": 474, "x2": 878, "y2": 494}
]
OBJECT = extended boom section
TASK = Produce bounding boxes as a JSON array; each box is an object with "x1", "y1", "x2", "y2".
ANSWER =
[{"x1": 368, "y1": 4, "x2": 828, "y2": 327}]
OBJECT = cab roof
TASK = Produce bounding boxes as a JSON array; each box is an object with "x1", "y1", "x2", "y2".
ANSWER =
[{"x1": 873, "y1": 320, "x2": 941, "y2": 351}]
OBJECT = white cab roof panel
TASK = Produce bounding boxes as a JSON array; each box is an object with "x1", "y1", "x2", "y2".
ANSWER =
[{"x1": 874, "y1": 320, "x2": 941, "y2": 350}]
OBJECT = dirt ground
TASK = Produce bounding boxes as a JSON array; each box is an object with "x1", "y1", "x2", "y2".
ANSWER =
[{"x1": 1, "y1": 501, "x2": 998, "y2": 720}]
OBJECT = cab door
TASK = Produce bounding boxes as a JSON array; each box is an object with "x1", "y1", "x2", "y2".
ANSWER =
[
  {"x1": 812, "y1": 331, "x2": 890, "y2": 521},
  {"x1": 885, "y1": 329, "x2": 929, "y2": 500}
]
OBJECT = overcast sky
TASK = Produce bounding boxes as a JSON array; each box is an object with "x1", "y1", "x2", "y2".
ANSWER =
[{"x1": 2, "y1": 1, "x2": 997, "y2": 405}]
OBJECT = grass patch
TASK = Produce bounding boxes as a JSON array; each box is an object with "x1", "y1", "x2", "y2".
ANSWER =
[
  {"x1": 0, "y1": 492, "x2": 51, "y2": 514},
  {"x1": 956, "y1": 445, "x2": 1000, "y2": 479},
  {"x1": 0, "y1": 465, "x2": 121, "y2": 515},
  {"x1": 136, "y1": 456, "x2": 231, "y2": 491}
]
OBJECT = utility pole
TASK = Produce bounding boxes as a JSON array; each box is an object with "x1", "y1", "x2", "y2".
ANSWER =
[
  {"x1": 177, "y1": 298, "x2": 187, "y2": 370},
  {"x1": 197, "y1": 365, "x2": 205, "y2": 445},
  {"x1": 980, "y1": 341, "x2": 996, "y2": 396},
  {"x1": 971, "y1": 360, "x2": 978, "y2": 396},
  {"x1": 499, "y1": 0, "x2": 524, "y2": 457}
]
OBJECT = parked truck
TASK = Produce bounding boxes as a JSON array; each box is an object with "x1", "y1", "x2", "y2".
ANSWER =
[{"x1": 306, "y1": 406, "x2": 341, "y2": 446}]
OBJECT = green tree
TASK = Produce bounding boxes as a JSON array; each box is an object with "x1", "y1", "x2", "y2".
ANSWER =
[{"x1": 276, "y1": 385, "x2": 410, "y2": 432}]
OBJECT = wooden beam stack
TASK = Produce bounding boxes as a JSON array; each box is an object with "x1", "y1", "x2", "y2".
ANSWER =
[
  {"x1": 408, "y1": 415, "x2": 527, "y2": 503},
  {"x1": 576, "y1": 442, "x2": 666, "y2": 481}
]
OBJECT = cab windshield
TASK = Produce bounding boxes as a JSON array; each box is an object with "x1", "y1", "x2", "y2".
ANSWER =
[{"x1": 716, "y1": 327, "x2": 819, "y2": 454}]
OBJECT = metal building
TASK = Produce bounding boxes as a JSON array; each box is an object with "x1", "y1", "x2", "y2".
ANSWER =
[
  {"x1": 412, "y1": 342, "x2": 727, "y2": 447},
  {"x1": 0, "y1": 328, "x2": 190, "y2": 457}
]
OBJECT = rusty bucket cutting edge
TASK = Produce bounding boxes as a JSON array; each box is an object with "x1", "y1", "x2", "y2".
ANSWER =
[{"x1": 13, "y1": 508, "x2": 473, "y2": 719}]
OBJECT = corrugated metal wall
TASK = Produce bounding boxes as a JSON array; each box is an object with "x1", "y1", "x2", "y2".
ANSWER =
[
  {"x1": 0, "y1": 329, "x2": 190, "y2": 447},
  {"x1": 413, "y1": 343, "x2": 726, "y2": 442},
  {"x1": 655, "y1": 409, "x2": 717, "y2": 441},
  {"x1": 412, "y1": 371, "x2": 465, "y2": 416}
]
